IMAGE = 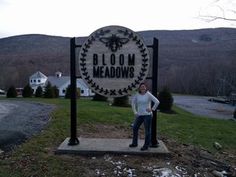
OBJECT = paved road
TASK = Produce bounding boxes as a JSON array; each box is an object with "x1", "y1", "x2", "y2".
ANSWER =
[
  {"x1": 0, "y1": 100, "x2": 54, "y2": 152},
  {"x1": 174, "y1": 95, "x2": 235, "y2": 120}
]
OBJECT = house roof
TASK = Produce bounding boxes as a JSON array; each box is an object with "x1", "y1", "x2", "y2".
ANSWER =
[
  {"x1": 0, "y1": 89, "x2": 5, "y2": 93},
  {"x1": 29, "y1": 71, "x2": 90, "y2": 90},
  {"x1": 30, "y1": 71, "x2": 47, "y2": 79},
  {"x1": 77, "y1": 79, "x2": 89, "y2": 89},
  {"x1": 47, "y1": 76, "x2": 70, "y2": 88},
  {"x1": 47, "y1": 77, "x2": 90, "y2": 90}
]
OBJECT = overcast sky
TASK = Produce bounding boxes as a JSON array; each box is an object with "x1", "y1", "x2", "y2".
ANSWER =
[{"x1": 0, "y1": 0, "x2": 235, "y2": 38}]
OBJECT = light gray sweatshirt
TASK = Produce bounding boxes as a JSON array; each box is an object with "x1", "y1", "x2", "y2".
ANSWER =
[{"x1": 132, "y1": 91, "x2": 160, "y2": 116}]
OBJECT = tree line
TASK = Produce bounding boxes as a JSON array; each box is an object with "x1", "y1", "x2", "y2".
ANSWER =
[
  {"x1": 6, "y1": 82, "x2": 74, "y2": 99},
  {"x1": 159, "y1": 59, "x2": 236, "y2": 96}
]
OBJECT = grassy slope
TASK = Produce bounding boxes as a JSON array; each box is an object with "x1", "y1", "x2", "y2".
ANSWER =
[
  {"x1": 158, "y1": 106, "x2": 236, "y2": 151},
  {"x1": 0, "y1": 98, "x2": 235, "y2": 176}
]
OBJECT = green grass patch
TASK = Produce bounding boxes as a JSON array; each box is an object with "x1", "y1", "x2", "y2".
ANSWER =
[
  {"x1": 158, "y1": 106, "x2": 236, "y2": 152},
  {"x1": 0, "y1": 98, "x2": 235, "y2": 176}
]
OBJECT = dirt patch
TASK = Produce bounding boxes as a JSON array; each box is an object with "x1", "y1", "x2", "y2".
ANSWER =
[
  {"x1": 75, "y1": 124, "x2": 236, "y2": 177},
  {"x1": 0, "y1": 123, "x2": 235, "y2": 176}
]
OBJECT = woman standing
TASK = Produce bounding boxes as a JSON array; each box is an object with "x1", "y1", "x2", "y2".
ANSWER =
[{"x1": 129, "y1": 83, "x2": 160, "y2": 151}]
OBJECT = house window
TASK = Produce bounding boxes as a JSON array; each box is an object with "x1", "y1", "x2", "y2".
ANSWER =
[
  {"x1": 81, "y1": 90, "x2": 84, "y2": 94},
  {"x1": 34, "y1": 80, "x2": 36, "y2": 83},
  {"x1": 62, "y1": 89, "x2": 66, "y2": 93},
  {"x1": 38, "y1": 79, "x2": 41, "y2": 83},
  {"x1": 30, "y1": 80, "x2": 32, "y2": 83}
]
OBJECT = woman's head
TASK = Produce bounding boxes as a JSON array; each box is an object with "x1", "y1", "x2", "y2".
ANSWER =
[{"x1": 138, "y1": 83, "x2": 147, "y2": 94}]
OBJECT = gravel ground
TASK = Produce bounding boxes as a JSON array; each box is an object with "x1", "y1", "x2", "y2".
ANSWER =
[
  {"x1": 0, "y1": 100, "x2": 54, "y2": 152},
  {"x1": 174, "y1": 95, "x2": 236, "y2": 120}
]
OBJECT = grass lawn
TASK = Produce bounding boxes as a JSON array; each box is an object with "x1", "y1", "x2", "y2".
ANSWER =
[{"x1": 0, "y1": 98, "x2": 235, "y2": 176}]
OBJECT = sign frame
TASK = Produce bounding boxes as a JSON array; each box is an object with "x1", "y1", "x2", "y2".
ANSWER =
[{"x1": 68, "y1": 35, "x2": 159, "y2": 147}]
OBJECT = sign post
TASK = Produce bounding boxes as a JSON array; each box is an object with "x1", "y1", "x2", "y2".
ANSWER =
[
  {"x1": 151, "y1": 38, "x2": 159, "y2": 147},
  {"x1": 68, "y1": 37, "x2": 79, "y2": 145}
]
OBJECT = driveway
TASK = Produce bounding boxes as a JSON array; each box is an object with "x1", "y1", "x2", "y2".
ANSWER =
[
  {"x1": 0, "y1": 100, "x2": 54, "y2": 152},
  {"x1": 174, "y1": 95, "x2": 235, "y2": 120}
]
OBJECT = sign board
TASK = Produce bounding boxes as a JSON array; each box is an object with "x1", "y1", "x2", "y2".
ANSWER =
[{"x1": 78, "y1": 26, "x2": 150, "y2": 97}]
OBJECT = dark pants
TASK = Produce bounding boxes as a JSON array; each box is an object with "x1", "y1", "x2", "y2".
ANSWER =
[{"x1": 132, "y1": 115, "x2": 152, "y2": 147}]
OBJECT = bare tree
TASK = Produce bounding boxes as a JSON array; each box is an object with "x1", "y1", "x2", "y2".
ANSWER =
[{"x1": 199, "y1": 0, "x2": 236, "y2": 23}]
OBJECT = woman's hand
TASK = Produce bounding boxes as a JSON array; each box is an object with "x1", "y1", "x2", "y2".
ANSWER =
[{"x1": 146, "y1": 108, "x2": 152, "y2": 112}]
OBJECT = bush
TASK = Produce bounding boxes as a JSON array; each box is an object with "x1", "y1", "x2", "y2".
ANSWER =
[
  {"x1": 77, "y1": 88, "x2": 81, "y2": 98},
  {"x1": 92, "y1": 93, "x2": 108, "y2": 101},
  {"x1": 158, "y1": 87, "x2": 174, "y2": 112},
  {"x1": 35, "y1": 86, "x2": 43, "y2": 97},
  {"x1": 52, "y1": 86, "x2": 59, "y2": 98},
  {"x1": 234, "y1": 108, "x2": 236, "y2": 119},
  {"x1": 6, "y1": 86, "x2": 17, "y2": 98},
  {"x1": 113, "y1": 95, "x2": 130, "y2": 107},
  {"x1": 44, "y1": 82, "x2": 55, "y2": 98},
  {"x1": 22, "y1": 84, "x2": 33, "y2": 97},
  {"x1": 65, "y1": 85, "x2": 80, "y2": 99},
  {"x1": 65, "y1": 85, "x2": 71, "y2": 99}
]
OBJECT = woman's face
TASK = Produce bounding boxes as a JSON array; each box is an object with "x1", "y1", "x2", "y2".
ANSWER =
[{"x1": 139, "y1": 84, "x2": 147, "y2": 94}]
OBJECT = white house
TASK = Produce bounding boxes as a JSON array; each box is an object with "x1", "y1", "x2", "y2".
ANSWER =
[
  {"x1": 47, "y1": 72, "x2": 70, "y2": 97},
  {"x1": 0, "y1": 89, "x2": 5, "y2": 95},
  {"x1": 76, "y1": 78, "x2": 94, "y2": 96},
  {"x1": 29, "y1": 71, "x2": 48, "y2": 93},
  {"x1": 29, "y1": 71, "x2": 94, "y2": 97}
]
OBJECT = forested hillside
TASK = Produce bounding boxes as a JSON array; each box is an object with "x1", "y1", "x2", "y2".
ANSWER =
[{"x1": 0, "y1": 28, "x2": 235, "y2": 95}]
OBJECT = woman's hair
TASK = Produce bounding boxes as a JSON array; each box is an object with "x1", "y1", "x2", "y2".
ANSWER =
[{"x1": 138, "y1": 83, "x2": 148, "y2": 93}]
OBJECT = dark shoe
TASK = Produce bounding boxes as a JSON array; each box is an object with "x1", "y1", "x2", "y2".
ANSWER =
[
  {"x1": 141, "y1": 146, "x2": 148, "y2": 151},
  {"x1": 129, "y1": 144, "x2": 137, "y2": 147}
]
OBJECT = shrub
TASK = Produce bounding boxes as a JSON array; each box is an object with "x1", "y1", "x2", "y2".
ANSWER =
[
  {"x1": 22, "y1": 84, "x2": 33, "y2": 97},
  {"x1": 52, "y1": 86, "x2": 59, "y2": 98},
  {"x1": 65, "y1": 85, "x2": 71, "y2": 99},
  {"x1": 113, "y1": 95, "x2": 130, "y2": 107},
  {"x1": 6, "y1": 86, "x2": 17, "y2": 98},
  {"x1": 158, "y1": 87, "x2": 174, "y2": 112},
  {"x1": 65, "y1": 85, "x2": 80, "y2": 99},
  {"x1": 77, "y1": 88, "x2": 81, "y2": 98},
  {"x1": 44, "y1": 82, "x2": 55, "y2": 98},
  {"x1": 234, "y1": 108, "x2": 236, "y2": 119},
  {"x1": 92, "y1": 93, "x2": 108, "y2": 101},
  {"x1": 35, "y1": 86, "x2": 43, "y2": 97}
]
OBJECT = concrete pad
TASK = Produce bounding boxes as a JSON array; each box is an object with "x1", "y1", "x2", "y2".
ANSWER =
[{"x1": 56, "y1": 138, "x2": 170, "y2": 156}]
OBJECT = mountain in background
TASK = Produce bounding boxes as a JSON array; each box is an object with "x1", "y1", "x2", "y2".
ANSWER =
[{"x1": 0, "y1": 28, "x2": 235, "y2": 95}]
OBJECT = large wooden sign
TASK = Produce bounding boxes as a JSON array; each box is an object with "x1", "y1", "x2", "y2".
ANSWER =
[{"x1": 78, "y1": 25, "x2": 150, "y2": 97}]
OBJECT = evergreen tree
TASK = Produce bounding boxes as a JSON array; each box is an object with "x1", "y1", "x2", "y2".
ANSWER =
[
  {"x1": 77, "y1": 88, "x2": 81, "y2": 98},
  {"x1": 65, "y1": 85, "x2": 71, "y2": 99},
  {"x1": 22, "y1": 84, "x2": 33, "y2": 97},
  {"x1": 157, "y1": 87, "x2": 174, "y2": 112},
  {"x1": 44, "y1": 82, "x2": 55, "y2": 98},
  {"x1": 6, "y1": 86, "x2": 17, "y2": 98},
  {"x1": 52, "y1": 86, "x2": 59, "y2": 98},
  {"x1": 35, "y1": 86, "x2": 43, "y2": 97},
  {"x1": 234, "y1": 108, "x2": 236, "y2": 119},
  {"x1": 65, "y1": 85, "x2": 80, "y2": 99},
  {"x1": 113, "y1": 95, "x2": 130, "y2": 107}
]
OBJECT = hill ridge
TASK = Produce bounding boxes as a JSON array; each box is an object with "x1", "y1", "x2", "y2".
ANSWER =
[{"x1": 0, "y1": 28, "x2": 235, "y2": 95}]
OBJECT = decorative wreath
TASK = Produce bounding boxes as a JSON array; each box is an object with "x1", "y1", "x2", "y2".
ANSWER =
[{"x1": 79, "y1": 27, "x2": 149, "y2": 97}]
